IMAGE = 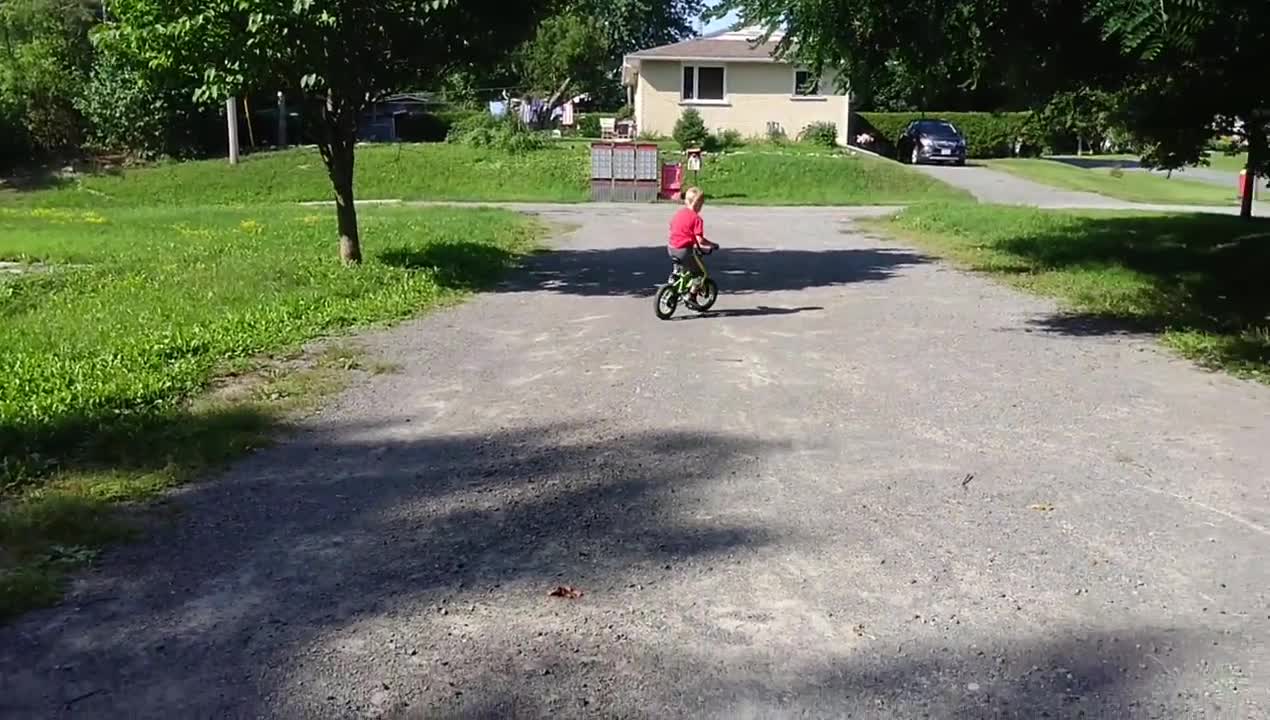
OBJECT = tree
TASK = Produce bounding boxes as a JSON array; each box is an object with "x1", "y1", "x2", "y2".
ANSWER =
[
  {"x1": 0, "y1": 0, "x2": 100, "y2": 163},
  {"x1": 1094, "y1": 0, "x2": 1270, "y2": 219},
  {"x1": 716, "y1": 0, "x2": 1270, "y2": 218},
  {"x1": 516, "y1": 13, "x2": 610, "y2": 124},
  {"x1": 102, "y1": 0, "x2": 553, "y2": 262}
]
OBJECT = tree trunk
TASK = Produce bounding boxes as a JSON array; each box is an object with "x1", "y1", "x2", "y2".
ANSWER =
[
  {"x1": 1241, "y1": 117, "x2": 1264, "y2": 221},
  {"x1": 317, "y1": 92, "x2": 362, "y2": 263},
  {"x1": 331, "y1": 144, "x2": 361, "y2": 264}
]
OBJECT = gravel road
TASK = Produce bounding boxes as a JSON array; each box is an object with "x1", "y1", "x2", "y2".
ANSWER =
[{"x1": 2, "y1": 205, "x2": 1268, "y2": 719}]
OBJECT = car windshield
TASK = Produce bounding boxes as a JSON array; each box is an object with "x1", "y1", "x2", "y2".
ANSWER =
[{"x1": 916, "y1": 121, "x2": 959, "y2": 138}]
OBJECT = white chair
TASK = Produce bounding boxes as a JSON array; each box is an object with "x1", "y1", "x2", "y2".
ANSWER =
[{"x1": 600, "y1": 117, "x2": 616, "y2": 140}]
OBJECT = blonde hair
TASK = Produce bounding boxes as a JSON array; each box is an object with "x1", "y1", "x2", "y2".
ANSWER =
[{"x1": 683, "y1": 186, "x2": 704, "y2": 207}]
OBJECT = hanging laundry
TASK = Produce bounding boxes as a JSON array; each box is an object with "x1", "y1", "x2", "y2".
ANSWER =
[
  {"x1": 561, "y1": 101, "x2": 575, "y2": 127},
  {"x1": 488, "y1": 100, "x2": 507, "y2": 119},
  {"x1": 519, "y1": 99, "x2": 535, "y2": 124}
]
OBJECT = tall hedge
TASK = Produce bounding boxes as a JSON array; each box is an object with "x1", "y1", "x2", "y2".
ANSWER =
[{"x1": 855, "y1": 112, "x2": 1037, "y2": 159}]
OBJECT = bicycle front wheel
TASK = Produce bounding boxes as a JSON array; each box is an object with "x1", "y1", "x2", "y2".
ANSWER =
[
  {"x1": 654, "y1": 285, "x2": 679, "y2": 320},
  {"x1": 687, "y1": 278, "x2": 718, "y2": 312}
]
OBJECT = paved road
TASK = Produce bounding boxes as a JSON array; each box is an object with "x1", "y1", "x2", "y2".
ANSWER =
[
  {"x1": 3, "y1": 206, "x2": 1269, "y2": 719},
  {"x1": 910, "y1": 163, "x2": 1265, "y2": 216}
]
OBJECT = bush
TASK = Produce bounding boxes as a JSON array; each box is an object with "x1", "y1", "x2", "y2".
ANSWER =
[
  {"x1": 715, "y1": 128, "x2": 744, "y2": 150},
  {"x1": 396, "y1": 109, "x2": 480, "y2": 143},
  {"x1": 75, "y1": 53, "x2": 170, "y2": 158},
  {"x1": 766, "y1": 124, "x2": 788, "y2": 145},
  {"x1": 857, "y1": 111, "x2": 1035, "y2": 158},
  {"x1": 674, "y1": 108, "x2": 709, "y2": 149},
  {"x1": 616, "y1": 104, "x2": 634, "y2": 121},
  {"x1": 577, "y1": 114, "x2": 601, "y2": 138},
  {"x1": 799, "y1": 121, "x2": 838, "y2": 148},
  {"x1": 447, "y1": 112, "x2": 546, "y2": 153}
]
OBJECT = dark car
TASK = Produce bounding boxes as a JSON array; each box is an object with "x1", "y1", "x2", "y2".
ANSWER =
[{"x1": 897, "y1": 119, "x2": 967, "y2": 166}]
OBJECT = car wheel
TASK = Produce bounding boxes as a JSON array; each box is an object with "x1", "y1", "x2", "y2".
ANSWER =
[{"x1": 911, "y1": 146, "x2": 921, "y2": 165}]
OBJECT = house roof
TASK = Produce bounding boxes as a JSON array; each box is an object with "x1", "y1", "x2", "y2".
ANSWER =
[{"x1": 626, "y1": 26, "x2": 787, "y2": 63}]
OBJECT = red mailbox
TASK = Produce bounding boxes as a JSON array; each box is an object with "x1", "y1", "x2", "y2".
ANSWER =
[{"x1": 661, "y1": 162, "x2": 684, "y2": 200}]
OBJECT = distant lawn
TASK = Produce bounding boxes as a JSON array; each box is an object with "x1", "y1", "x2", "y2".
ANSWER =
[
  {"x1": 0, "y1": 204, "x2": 537, "y2": 619},
  {"x1": 870, "y1": 203, "x2": 1270, "y2": 380},
  {"x1": 701, "y1": 151, "x2": 972, "y2": 205},
  {"x1": 1205, "y1": 151, "x2": 1249, "y2": 173},
  {"x1": 986, "y1": 158, "x2": 1237, "y2": 206},
  {"x1": 8, "y1": 142, "x2": 969, "y2": 209}
]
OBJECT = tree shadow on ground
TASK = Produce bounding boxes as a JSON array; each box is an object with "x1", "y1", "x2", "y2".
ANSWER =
[
  {"x1": 494, "y1": 245, "x2": 929, "y2": 298},
  {"x1": 0, "y1": 421, "x2": 784, "y2": 718},
  {"x1": 990, "y1": 213, "x2": 1270, "y2": 369},
  {"x1": 438, "y1": 626, "x2": 1221, "y2": 719}
]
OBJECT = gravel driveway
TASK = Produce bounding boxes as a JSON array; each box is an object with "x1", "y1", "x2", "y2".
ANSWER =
[{"x1": 3, "y1": 205, "x2": 1268, "y2": 719}]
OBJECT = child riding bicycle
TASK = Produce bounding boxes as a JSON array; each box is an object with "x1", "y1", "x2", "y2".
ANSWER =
[{"x1": 667, "y1": 187, "x2": 719, "y2": 294}]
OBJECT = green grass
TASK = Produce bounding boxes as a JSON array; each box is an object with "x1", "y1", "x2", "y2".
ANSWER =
[
  {"x1": 12, "y1": 144, "x2": 593, "y2": 207},
  {"x1": 871, "y1": 203, "x2": 1270, "y2": 380},
  {"x1": 986, "y1": 158, "x2": 1238, "y2": 206},
  {"x1": 0, "y1": 203, "x2": 537, "y2": 619},
  {"x1": 8, "y1": 142, "x2": 968, "y2": 209},
  {"x1": 1205, "y1": 151, "x2": 1250, "y2": 173},
  {"x1": 699, "y1": 151, "x2": 973, "y2": 205}
]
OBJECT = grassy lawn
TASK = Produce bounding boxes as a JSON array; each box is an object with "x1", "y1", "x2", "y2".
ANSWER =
[
  {"x1": 9, "y1": 142, "x2": 969, "y2": 209},
  {"x1": 700, "y1": 151, "x2": 972, "y2": 205},
  {"x1": 870, "y1": 203, "x2": 1270, "y2": 380},
  {"x1": 14, "y1": 144, "x2": 593, "y2": 207},
  {"x1": 0, "y1": 203, "x2": 537, "y2": 619},
  {"x1": 1204, "y1": 152, "x2": 1249, "y2": 173},
  {"x1": 985, "y1": 158, "x2": 1237, "y2": 205}
]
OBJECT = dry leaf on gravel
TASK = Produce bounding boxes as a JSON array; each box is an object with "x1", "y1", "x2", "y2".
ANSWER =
[
  {"x1": 1028, "y1": 503, "x2": 1055, "y2": 512},
  {"x1": 549, "y1": 586, "x2": 584, "y2": 599}
]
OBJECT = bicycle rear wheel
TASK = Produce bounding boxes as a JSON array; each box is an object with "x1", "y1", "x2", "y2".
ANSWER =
[{"x1": 686, "y1": 278, "x2": 718, "y2": 312}]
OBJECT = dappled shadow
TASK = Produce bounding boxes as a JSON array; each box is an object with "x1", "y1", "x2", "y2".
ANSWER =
[
  {"x1": 991, "y1": 213, "x2": 1270, "y2": 368},
  {"x1": 0, "y1": 421, "x2": 782, "y2": 717},
  {"x1": 497, "y1": 245, "x2": 928, "y2": 298},
  {"x1": 671, "y1": 305, "x2": 824, "y2": 320},
  {"x1": 428, "y1": 626, "x2": 1222, "y2": 718}
]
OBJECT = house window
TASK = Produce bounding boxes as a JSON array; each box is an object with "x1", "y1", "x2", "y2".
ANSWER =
[
  {"x1": 682, "y1": 65, "x2": 726, "y2": 102},
  {"x1": 794, "y1": 69, "x2": 821, "y2": 96}
]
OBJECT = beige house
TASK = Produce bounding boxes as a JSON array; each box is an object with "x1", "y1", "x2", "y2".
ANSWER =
[{"x1": 622, "y1": 27, "x2": 849, "y2": 145}]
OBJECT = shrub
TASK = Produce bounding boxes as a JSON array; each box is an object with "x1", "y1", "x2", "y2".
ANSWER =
[
  {"x1": 856, "y1": 111, "x2": 1034, "y2": 158},
  {"x1": 616, "y1": 104, "x2": 634, "y2": 121},
  {"x1": 577, "y1": 114, "x2": 601, "y2": 138},
  {"x1": 714, "y1": 128, "x2": 744, "y2": 150},
  {"x1": 766, "y1": 124, "x2": 788, "y2": 145},
  {"x1": 397, "y1": 109, "x2": 480, "y2": 143},
  {"x1": 673, "y1": 108, "x2": 709, "y2": 149},
  {"x1": 448, "y1": 112, "x2": 546, "y2": 153},
  {"x1": 799, "y1": 121, "x2": 838, "y2": 147},
  {"x1": 75, "y1": 52, "x2": 170, "y2": 158}
]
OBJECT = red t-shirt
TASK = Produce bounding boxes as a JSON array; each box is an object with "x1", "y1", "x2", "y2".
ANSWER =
[{"x1": 668, "y1": 208, "x2": 704, "y2": 249}]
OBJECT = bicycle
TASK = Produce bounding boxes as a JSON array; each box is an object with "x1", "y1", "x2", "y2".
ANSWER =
[{"x1": 654, "y1": 244, "x2": 719, "y2": 320}]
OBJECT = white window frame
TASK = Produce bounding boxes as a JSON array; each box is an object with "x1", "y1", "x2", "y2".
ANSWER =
[
  {"x1": 680, "y1": 63, "x2": 728, "y2": 105},
  {"x1": 792, "y1": 67, "x2": 825, "y2": 100}
]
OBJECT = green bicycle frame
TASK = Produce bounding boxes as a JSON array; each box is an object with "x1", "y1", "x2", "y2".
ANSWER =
[{"x1": 670, "y1": 251, "x2": 709, "y2": 294}]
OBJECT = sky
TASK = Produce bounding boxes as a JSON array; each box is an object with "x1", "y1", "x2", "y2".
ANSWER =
[{"x1": 700, "y1": 7, "x2": 741, "y2": 34}]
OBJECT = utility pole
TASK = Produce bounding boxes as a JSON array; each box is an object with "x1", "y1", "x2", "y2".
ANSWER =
[
  {"x1": 276, "y1": 92, "x2": 288, "y2": 147},
  {"x1": 226, "y1": 97, "x2": 240, "y2": 165}
]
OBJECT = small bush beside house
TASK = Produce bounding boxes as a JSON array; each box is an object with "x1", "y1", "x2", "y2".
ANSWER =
[
  {"x1": 799, "y1": 122, "x2": 838, "y2": 148},
  {"x1": 674, "y1": 108, "x2": 710, "y2": 150}
]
